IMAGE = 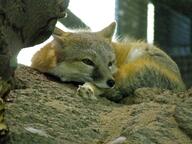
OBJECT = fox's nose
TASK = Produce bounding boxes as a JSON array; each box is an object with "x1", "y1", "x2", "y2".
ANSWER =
[{"x1": 106, "y1": 79, "x2": 115, "y2": 87}]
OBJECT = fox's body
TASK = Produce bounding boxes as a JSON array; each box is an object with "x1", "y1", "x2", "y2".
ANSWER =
[
  {"x1": 105, "y1": 41, "x2": 185, "y2": 101},
  {"x1": 31, "y1": 22, "x2": 185, "y2": 101}
]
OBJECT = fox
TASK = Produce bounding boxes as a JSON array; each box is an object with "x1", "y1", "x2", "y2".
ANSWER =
[{"x1": 31, "y1": 22, "x2": 186, "y2": 101}]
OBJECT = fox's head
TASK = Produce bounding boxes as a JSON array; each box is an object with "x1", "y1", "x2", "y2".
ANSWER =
[{"x1": 34, "y1": 22, "x2": 117, "y2": 89}]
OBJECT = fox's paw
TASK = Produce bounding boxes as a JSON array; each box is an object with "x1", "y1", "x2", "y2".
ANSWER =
[{"x1": 76, "y1": 84, "x2": 97, "y2": 100}]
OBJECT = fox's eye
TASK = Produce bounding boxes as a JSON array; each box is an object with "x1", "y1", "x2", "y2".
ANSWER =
[
  {"x1": 82, "y1": 59, "x2": 95, "y2": 66},
  {"x1": 108, "y1": 61, "x2": 113, "y2": 67}
]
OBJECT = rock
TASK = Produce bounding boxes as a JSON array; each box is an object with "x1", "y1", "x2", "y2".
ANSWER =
[
  {"x1": 0, "y1": 97, "x2": 9, "y2": 143},
  {"x1": 4, "y1": 66, "x2": 192, "y2": 144},
  {"x1": 175, "y1": 97, "x2": 192, "y2": 138},
  {"x1": 0, "y1": 0, "x2": 69, "y2": 89},
  {"x1": 0, "y1": 1, "x2": 69, "y2": 141}
]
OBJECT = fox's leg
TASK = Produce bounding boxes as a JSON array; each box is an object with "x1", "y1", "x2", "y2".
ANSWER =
[
  {"x1": 101, "y1": 87, "x2": 123, "y2": 102},
  {"x1": 76, "y1": 82, "x2": 124, "y2": 102},
  {"x1": 76, "y1": 82, "x2": 104, "y2": 100}
]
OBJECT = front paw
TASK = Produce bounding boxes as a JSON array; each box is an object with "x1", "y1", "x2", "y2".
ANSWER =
[{"x1": 76, "y1": 83, "x2": 97, "y2": 100}]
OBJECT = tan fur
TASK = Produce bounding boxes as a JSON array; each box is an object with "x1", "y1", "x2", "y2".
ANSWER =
[
  {"x1": 112, "y1": 42, "x2": 183, "y2": 84},
  {"x1": 31, "y1": 43, "x2": 57, "y2": 72}
]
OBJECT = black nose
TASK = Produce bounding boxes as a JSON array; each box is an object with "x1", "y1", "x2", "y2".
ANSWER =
[{"x1": 106, "y1": 79, "x2": 115, "y2": 87}]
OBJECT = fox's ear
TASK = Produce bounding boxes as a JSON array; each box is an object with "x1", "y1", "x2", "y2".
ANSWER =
[
  {"x1": 53, "y1": 27, "x2": 64, "y2": 36},
  {"x1": 52, "y1": 27, "x2": 66, "y2": 47},
  {"x1": 96, "y1": 22, "x2": 116, "y2": 40},
  {"x1": 52, "y1": 35, "x2": 63, "y2": 47}
]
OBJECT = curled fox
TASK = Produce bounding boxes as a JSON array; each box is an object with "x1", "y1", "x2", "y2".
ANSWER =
[{"x1": 31, "y1": 22, "x2": 185, "y2": 101}]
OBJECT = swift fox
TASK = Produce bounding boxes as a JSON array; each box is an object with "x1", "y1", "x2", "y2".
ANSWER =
[{"x1": 31, "y1": 22, "x2": 185, "y2": 101}]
